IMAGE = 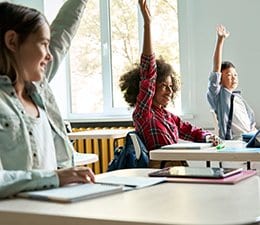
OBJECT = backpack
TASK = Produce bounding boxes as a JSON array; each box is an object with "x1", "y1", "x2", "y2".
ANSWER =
[{"x1": 107, "y1": 131, "x2": 149, "y2": 171}]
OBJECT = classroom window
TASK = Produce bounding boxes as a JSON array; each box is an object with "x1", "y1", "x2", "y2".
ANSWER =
[{"x1": 52, "y1": 0, "x2": 180, "y2": 120}]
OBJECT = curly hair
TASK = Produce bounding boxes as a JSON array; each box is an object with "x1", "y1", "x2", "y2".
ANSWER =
[{"x1": 119, "y1": 57, "x2": 180, "y2": 107}]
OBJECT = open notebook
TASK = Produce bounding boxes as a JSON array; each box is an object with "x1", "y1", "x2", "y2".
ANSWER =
[
  {"x1": 161, "y1": 142, "x2": 213, "y2": 150},
  {"x1": 17, "y1": 183, "x2": 123, "y2": 203},
  {"x1": 96, "y1": 176, "x2": 166, "y2": 191}
]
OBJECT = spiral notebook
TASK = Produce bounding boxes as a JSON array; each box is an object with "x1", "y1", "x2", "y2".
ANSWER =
[{"x1": 17, "y1": 183, "x2": 123, "y2": 203}]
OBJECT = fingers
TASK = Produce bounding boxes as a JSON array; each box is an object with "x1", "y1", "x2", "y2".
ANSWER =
[
  {"x1": 75, "y1": 167, "x2": 95, "y2": 183},
  {"x1": 216, "y1": 24, "x2": 230, "y2": 38},
  {"x1": 139, "y1": 0, "x2": 151, "y2": 23},
  {"x1": 56, "y1": 167, "x2": 96, "y2": 187},
  {"x1": 209, "y1": 135, "x2": 222, "y2": 146}
]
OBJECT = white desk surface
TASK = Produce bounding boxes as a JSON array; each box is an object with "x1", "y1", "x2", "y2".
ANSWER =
[
  {"x1": 150, "y1": 140, "x2": 260, "y2": 162},
  {"x1": 68, "y1": 128, "x2": 133, "y2": 140},
  {"x1": 1, "y1": 169, "x2": 260, "y2": 225},
  {"x1": 73, "y1": 151, "x2": 98, "y2": 166}
]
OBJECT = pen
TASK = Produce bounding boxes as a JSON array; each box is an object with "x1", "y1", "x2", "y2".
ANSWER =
[
  {"x1": 95, "y1": 181, "x2": 137, "y2": 188},
  {"x1": 216, "y1": 143, "x2": 225, "y2": 150}
]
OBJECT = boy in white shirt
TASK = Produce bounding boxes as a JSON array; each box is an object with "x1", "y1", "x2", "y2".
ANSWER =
[{"x1": 207, "y1": 24, "x2": 257, "y2": 140}]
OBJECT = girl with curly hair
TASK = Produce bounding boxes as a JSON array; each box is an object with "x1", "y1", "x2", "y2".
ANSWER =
[{"x1": 120, "y1": 0, "x2": 220, "y2": 167}]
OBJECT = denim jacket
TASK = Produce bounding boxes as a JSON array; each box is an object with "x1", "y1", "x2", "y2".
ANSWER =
[
  {"x1": 207, "y1": 71, "x2": 255, "y2": 139},
  {"x1": 0, "y1": 0, "x2": 87, "y2": 198}
]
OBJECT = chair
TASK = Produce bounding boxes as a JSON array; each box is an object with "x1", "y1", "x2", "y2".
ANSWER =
[
  {"x1": 64, "y1": 121, "x2": 99, "y2": 166},
  {"x1": 129, "y1": 132, "x2": 142, "y2": 160},
  {"x1": 107, "y1": 131, "x2": 149, "y2": 171}
]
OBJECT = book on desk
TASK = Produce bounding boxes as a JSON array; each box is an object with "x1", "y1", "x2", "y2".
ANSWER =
[
  {"x1": 17, "y1": 183, "x2": 123, "y2": 203},
  {"x1": 148, "y1": 167, "x2": 256, "y2": 185},
  {"x1": 17, "y1": 176, "x2": 166, "y2": 203},
  {"x1": 161, "y1": 142, "x2": 213, "y2": 150},
  {"x1": 164, "y1": 170, "x2": 257, "y2": 185}
]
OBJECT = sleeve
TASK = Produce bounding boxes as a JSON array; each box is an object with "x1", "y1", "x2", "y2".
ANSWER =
[
  {"x1": 134, "y1": 54, "x2": 157, "y2": 119},
  {"x1": 0, "y1": 169, "x2": 59, "y2": 199},
  {"x1": 46, "y1": 0, "x2": 88, "y2": 82},
  {"x1": 176, "y1": 116, "x2": 212, "y2": 142},
  {"x1": 207, "y1": 71, "x2": 222, "y2": 110}
]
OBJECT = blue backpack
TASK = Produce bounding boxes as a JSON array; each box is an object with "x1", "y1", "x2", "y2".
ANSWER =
[{"x1": 107, "y1": 131, "x2": 149, "y2": 171}]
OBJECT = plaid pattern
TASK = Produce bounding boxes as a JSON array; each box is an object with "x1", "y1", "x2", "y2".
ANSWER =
[{"x1": 133, "y1": 54, "x2": 211, "y2": 151}]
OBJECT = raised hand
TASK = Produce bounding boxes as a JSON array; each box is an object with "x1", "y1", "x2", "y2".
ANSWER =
[
  {"x1": 139, "y1": 0, "x2": 151, "y2": 25},
  {"x1": 216, "y1": 24, "x2": 230, "y2": 39},
  {"x1": 139, "y1": 0, "x2": 152, "y2": 55}
]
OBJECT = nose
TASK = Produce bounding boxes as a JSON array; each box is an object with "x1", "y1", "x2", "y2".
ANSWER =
[
  {"x1": 46, "y1": 51, "x2": 53, "y2": 62},
  {"x1": 166, "y1": 85, "x2": 173, "y2": 93}
]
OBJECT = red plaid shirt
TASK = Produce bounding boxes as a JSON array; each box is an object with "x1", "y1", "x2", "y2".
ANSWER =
[{"x1": 133, "y1": 54, "x2": 211, "y2": 151}]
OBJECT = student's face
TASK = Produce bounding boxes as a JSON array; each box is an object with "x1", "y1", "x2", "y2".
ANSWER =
[
  {"x1": 220, "y1": 67, "x2": 238, "y2": 91},
  {"x1": 153, "y1": 75, "x2": 173, "y2": 108},
  {"x1": 15, "y1": 23, "x2": 52, "y2": 82}
]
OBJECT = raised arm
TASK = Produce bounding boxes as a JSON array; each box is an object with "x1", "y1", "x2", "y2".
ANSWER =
[
  {"x1": 46, "y1": 0, "x2": 87, "y2": 81},
  {"x1": 139, "y1": 0, "x2": 152, "y2": 56},
  {"x1": 213, "y1": 25, "x2": 230, "y2": 72}
]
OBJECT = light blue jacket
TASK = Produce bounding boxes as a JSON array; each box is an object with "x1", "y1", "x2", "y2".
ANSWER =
[
  {"x1": 207, "y1": 71, "x2": 255, "y2": 139},
  {"x1": 0, "y1": 0, "x2": 87, "y2": 198}
]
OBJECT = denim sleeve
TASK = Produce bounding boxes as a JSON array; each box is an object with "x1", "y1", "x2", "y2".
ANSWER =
[
  {"x1": 46, "y1": 0, "x2": 87, "y2": 82},
  {"x1": 207, "y1": 71, "x2": 221, "y2": 110},
  {"x1": 0, "y1": 169, "x2": 59, "y2": 199}
]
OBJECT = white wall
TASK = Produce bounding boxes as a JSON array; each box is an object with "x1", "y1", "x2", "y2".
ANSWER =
[
  {"x1": 3, "y1": 0, "x2": 260, "y2": 128},
  {"x1": 178, "y1": 0, "x2": 260, "y2": 129}
]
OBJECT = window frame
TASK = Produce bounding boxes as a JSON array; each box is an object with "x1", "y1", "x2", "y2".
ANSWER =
[{"x1": 48, "y1": 0, "x2": 186, "y2": 122}]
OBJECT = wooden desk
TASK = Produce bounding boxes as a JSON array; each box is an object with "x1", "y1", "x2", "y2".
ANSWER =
[
  {"x1": 73, "y1": 151, "x2": 98, "y2": 166},
  {"x1": 68, "y1": 128, "x2": 132, "y2": 141},
  {"x1": 1, "y1": 169, "x2": 260, "y2": 225},
  {"x1": 68, "y1": 128, "x2": 133, "y2": 173}
]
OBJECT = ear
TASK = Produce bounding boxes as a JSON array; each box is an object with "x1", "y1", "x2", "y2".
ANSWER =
[{"x1": 4, "y1": 30, "x2": 18, "y2": 52}]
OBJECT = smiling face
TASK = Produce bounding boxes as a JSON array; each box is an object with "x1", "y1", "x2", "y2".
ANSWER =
[
  {"x1": 220, "y1": 67, "x2": 238, "y2": 91},
  {"x1": 153, "y1": 75, "x2": 173, "y2": 108},
  {"x1": 14, "y1": 23, "x2": 52, "y2": 82}
]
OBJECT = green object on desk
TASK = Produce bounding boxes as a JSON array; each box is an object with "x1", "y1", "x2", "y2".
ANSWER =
[{"x1": 216, "y1": 143, "x2": 225, "y2": 150}]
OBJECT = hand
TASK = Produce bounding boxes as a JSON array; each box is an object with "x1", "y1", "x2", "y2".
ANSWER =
[
  {"x1": 56, "y1": 166, "x2": 95, "y2": 187},
  {"x1": 216, "y1": 24, "x2": 230, "y2": 39},
  {"x1": 206, "y1": 134, "x2": 222, "y2": 146},
  {"x1": 139, "y1": 0, "x2": 151, "y2": 25}
]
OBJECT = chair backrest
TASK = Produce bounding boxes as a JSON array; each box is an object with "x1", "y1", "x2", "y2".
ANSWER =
[
  {"x1": 129, "y1": 132, "x2": 142, "y2": 160},
  {"x1": 64, "y1": 121, "x2": 98, "y2": 166}
]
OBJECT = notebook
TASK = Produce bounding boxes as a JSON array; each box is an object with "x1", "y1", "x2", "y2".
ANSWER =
[
  {"x1": 17, "y1": 183, "x2": 123, "y2": 203},
  {"x1": 161, "y1": 142, "x2": 213, "y2": 150},
  {"x1": 96, "y1": 176, "x2": 166, "y2": 191},
  {"x1": 164, "y1": 170, "x2": 256, "y2": 185}
]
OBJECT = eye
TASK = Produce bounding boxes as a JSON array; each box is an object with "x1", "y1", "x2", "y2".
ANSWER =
[{"x1": 41, "y1": 40, "x2": 50, "y2": 47}]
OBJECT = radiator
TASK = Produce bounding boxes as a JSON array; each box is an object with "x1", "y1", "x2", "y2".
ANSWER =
[{"x1": 72, "y1": 127, "x2": 131, "y2": 174}]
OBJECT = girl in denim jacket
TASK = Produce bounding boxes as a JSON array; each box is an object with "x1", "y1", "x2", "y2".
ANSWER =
[{"x1": 0, "y1": 0, "x2": 95, "y2": 198}]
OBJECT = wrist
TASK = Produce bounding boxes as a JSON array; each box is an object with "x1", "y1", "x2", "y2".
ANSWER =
[{"x1": 205, "y1": 134, "x2": 212, "y2": 143}]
